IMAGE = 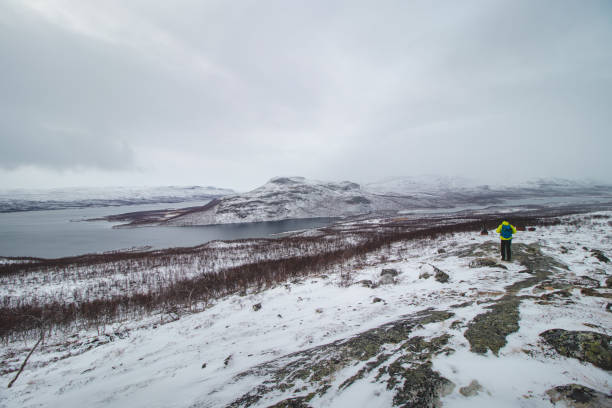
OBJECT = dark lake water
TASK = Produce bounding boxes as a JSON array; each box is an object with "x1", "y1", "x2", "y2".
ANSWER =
[{"x1": 0, "y1": 202, "x2": 337, "y2": 259}]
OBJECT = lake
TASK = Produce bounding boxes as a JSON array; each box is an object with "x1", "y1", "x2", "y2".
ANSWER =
[{"x1": 0, "y1": 201, "x2": 338, "y2": 259}]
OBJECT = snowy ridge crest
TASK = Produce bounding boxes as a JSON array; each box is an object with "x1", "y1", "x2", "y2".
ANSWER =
[{"x1": 164, "y1": 176, "x2": 406, "y2": 226}]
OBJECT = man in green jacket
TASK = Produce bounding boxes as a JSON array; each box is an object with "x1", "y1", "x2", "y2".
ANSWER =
[{"x1": 496, "y1": 221, "x2": 517, "y2": 261}]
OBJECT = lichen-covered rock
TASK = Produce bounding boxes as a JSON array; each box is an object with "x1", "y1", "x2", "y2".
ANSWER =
[
  {"x1": 540, "y1": 290, "x2": 572, "y2": 301},
  {"x1": 464, "y1": 296, "x2": 520, "y2": 355},
  {"x1": 377, "y1": 335, "x2": 455, "y2": 408},
  {"x1": 459, "y1": 380, "x2": 483, "y2": 397},
  {"x1": 580, "y1": 288, "x2": 612, "y2": 299},
  {"x1": 469, "y1": 258, "x2": 507, "y2": 269},
  {"x1": 540, "y1": 329, "x2": 612, "y2": 370},
  {"x1": 381, "y1": 268, "x2": 400, "y2": 277},
  {"x1": 253, "y1": 303, "x2": 262, "y2": 311},
  {"x1": 546, "y1": 384, "x2": 612, "y2": 407},
  {"x1": 227, "y1": 309, "x2": 454, "y2": 407},
  {"x1": 572, "y1": 276, "x2": 601, "y2": 289},
  {"x1": 605, "y1": 276, "x2": 612, "y2": 288},
  {"x1": 379, "y1": 274, "x2": 396, "y2": 285},
  {"x1": 358, "y1": 279, "x2": 373, "y2": 288},
  {"x1": 469, "y1": 258, "x2": 498, "y2": 268},
  {"x1": 388, "y1": 361, "x2": 455, "y2": 408},
  {"x1": 267, "y1": 396, "x2": 313, "y2": 408},
  {"x1": 590, "y1": 249, "x2": 610, "y2": 264},
  {"x1": 433, "y1": 267, "x2": 449, "y2": 283}
]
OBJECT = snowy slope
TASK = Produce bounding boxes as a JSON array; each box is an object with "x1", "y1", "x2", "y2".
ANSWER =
[
  {"x1": 364, "y1": 175, "x2": 480, "y2": 195},
  {"x1": 2, "y1": 212, "x2": 611, "y2": 407},
  {"x1": 0, "y1": 186, "x2": 235, "y2": 212},
  {"x1": 366, "y1": 175, "x2": 612, "y2": 196},
  {"x1": 164, "y1": 177, "x2": 426, "y2": 226}
]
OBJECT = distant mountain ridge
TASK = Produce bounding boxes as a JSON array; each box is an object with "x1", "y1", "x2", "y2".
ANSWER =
[
  {"x1": 364, "y1": 175, "x2": 611, "y2": 195},
  {"x1": 0, "y1": 185, "x2": 235, "y2": 213},
  {"x1": 163, "y1": 176, "x2": 416, "y2": 226},
  {"x1": 162, "y1": 176, "x2": 612, "y2": 226}
]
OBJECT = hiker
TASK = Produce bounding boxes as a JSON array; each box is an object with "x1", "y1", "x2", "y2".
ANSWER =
[{"x1": 496, "y1": 220, "x2": 517, "y2": 261}]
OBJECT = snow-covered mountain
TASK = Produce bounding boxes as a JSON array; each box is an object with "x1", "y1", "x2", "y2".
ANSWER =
[
  {"x1": 365, "y1": 175, "x2": 611, "y2": 196},
  {"x1": 160, "y1": 176, "x2": 612, "y2": 226},
  {"x1": 364, "y1": 175, "x2": 480, "y2": 195},
  {"x1": 0, "y1": 185, "x2": 235, "y2": 213},
  {"x1": 163, "y1": 177, "x2": 420, "y2": 226}
]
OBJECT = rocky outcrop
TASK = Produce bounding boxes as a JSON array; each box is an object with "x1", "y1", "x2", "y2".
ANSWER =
[
  {"x1": 226, "y1": 309, "x2": 454, "y2": 408},
  {"x1": 540, "y1": 329, "x2": 612, "y2": 370},
  {"x1": 468, "y1": 258, "x2": 507, "y2": 269},
  {"x1": 464, "y1": 295, "x2": 521, "y2": 355},
  {"x1": 433, "y1": 266, "x2": 449, "y2": 283},
  {"x1": 464, "y1": 242, "x2": 568, "y2": 356},
  {"x1": 379, "y1": 268, "x2": 400, "y2": 285},
  {"x1": 267, "y1": 397, "x2": 313, "y2": 408},
  {"x1": 547, "y1": 384, "x2": 612, "y2": 407},
  {"x1": 590, "y1": 249, "x2": 610, "y2": 264},
  {"x1": 459, "y1": 380, "x2": 483, "y2": 397}
]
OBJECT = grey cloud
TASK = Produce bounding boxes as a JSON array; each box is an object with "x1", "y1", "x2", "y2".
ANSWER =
[
  {"x1": 1, "y1": 0, "x2": 611, "y2": 188},
  {"x1": 0, "y1": 120, "x2": 134, "y2": 170}
]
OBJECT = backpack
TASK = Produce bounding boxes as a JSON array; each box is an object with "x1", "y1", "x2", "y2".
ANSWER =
[{"x1": 501, "y1": 224, "x2": 513, "y2": 239}]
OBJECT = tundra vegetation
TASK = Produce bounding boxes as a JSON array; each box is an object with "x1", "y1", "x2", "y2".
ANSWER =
[{"x1": 0, "y1": 213, "x2": 565, "y2": 343}]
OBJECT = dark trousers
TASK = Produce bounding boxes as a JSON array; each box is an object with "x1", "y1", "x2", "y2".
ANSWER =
[{"x1": 501, "y1": 240, "x2": 512, "y2": 260}]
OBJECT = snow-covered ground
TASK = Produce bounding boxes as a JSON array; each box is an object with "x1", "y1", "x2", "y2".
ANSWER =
[{"x1": 1, "y1": 212, "x2": 611, "y2": 407}]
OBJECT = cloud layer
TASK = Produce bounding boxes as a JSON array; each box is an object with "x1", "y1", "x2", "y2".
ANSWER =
[{"x1": 1, "y1": 0, "x2": 611, "y2": 189}]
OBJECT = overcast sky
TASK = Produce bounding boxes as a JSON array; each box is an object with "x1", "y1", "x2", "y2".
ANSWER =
[{"x1": 1, "y1": 0, "x2": 611, "y2": 191}]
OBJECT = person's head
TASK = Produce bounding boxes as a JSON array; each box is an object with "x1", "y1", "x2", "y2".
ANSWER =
[{"x1": 502, "y1": 220, "x2": 509, "y2": 225}]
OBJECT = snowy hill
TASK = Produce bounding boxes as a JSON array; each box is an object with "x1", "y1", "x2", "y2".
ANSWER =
[
  {"x1": 0, "y1": 185, "x2": 235, "y2": 212},
  {"x1": 163, "y1": 177, "x2": 423, "y2": 226},
  {"x1": 365, "y1": 175, "x2": 612, "y2": 196},
  {"x1": 1, "y1": 211, "x2": 611, "y2": 407},
  {"x1": 364, "y1": 175, "x2": 480, "y2": 195},
  {"x1": 162, "y1": 176, "x2": 612, "y2": 227}
]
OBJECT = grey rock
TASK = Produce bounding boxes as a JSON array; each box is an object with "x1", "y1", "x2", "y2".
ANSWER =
[
  {"x1": 572, "y1": 276, "x2": 600, "y2": 289},
  {"x1": 379, "y1": 274, "x2": 396, "y2": 285},
  {"x1": 419, "y1": 272, "x2": 431, "y2": 279},
  {"x1": 459, "y1": 380, "x2": 483, "y2": 397},
  {"x1": 540, "y1": 329, "x2": 612, "y2": 370},
  {"x1": 227, "y1": 309, "x2": 454, "y2": 408},
  {"x1": 433, "y1": 266, "x2": 450, "y2": 283},
  {"x1": 267, "y1": 397, "x2": 313, "y2": 408},
  {"x1": 358, "y1": 279, "x2": 373, "y2": 288},
  {"x1": 469, "y1": 258, "x2": 507, "y2": 269},
  {"x1": 372, "y1": 297, "x2": 384, "y2": 304},
  {"x1": 450, "y1": 320, "x2": 464, "y2": 330},
  {"x1": 253, "y1": 303, "x2": 262, "y2": 311},
  {"x1": 465, "y1": 296, "x2": 520, "y2": 356},
  {"x1": 381, "y1": 268, "x2": 400, "y2": 277},
  {"x1": 591, "y1": 250, "x2": 610, "y2": 263},
  {"x1": 547, "y1": 384, "x2": 612, "y2": 407}
]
